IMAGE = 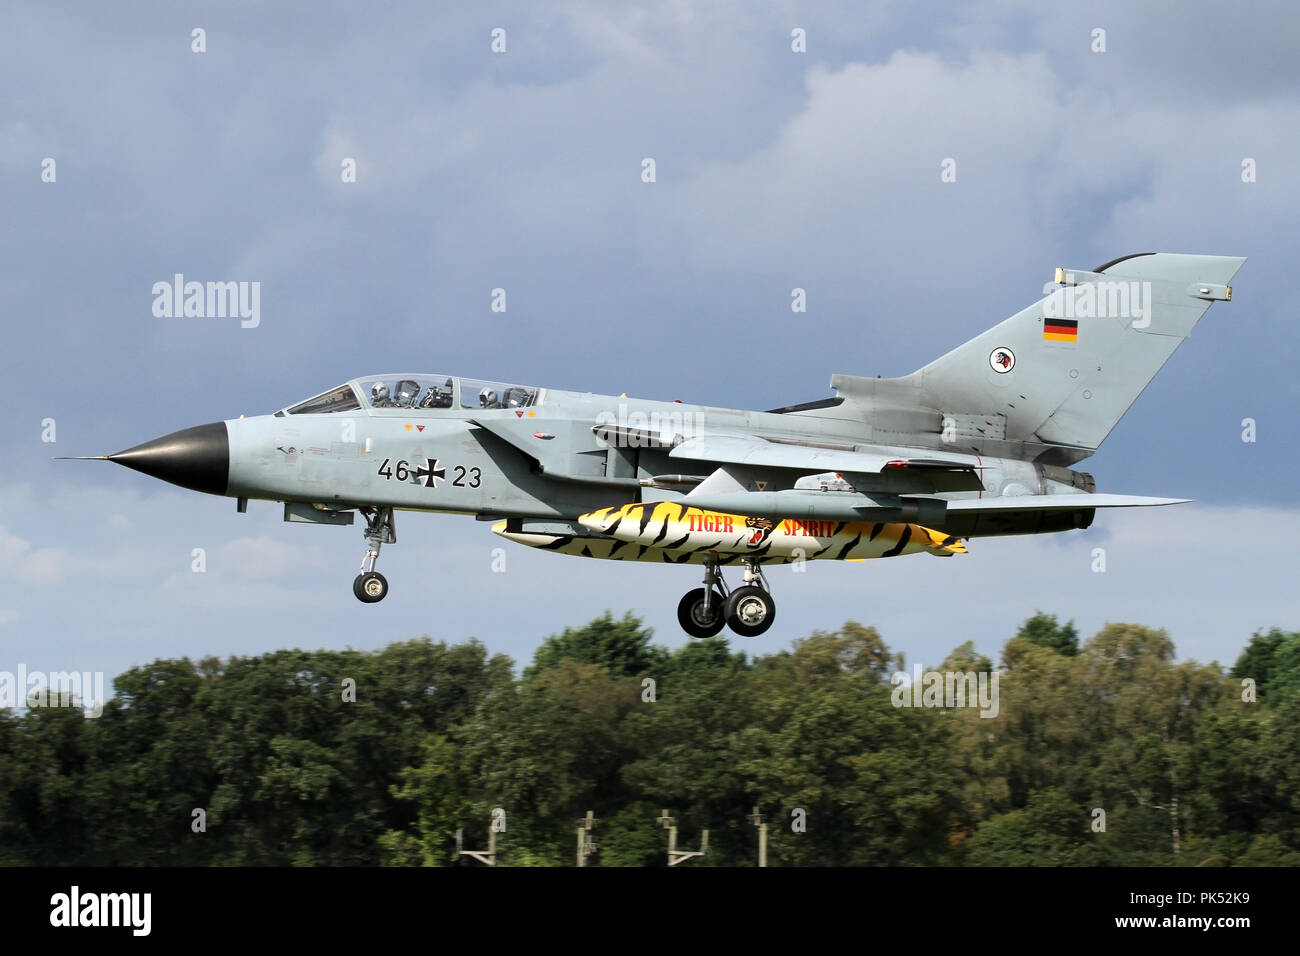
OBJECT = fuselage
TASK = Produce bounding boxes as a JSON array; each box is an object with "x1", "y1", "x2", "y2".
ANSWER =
[{"x1": 198, "y1": 372, "x2": 1092, "y2": 538}]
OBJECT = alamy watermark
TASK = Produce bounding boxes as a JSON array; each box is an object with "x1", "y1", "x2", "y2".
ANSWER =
[
  {"x1": 593, "y1": 402, "x2": 706, "y2": 448},
  {"x1": 890, "y1": 664, "x2": 999, "y2": 718},
  {"x1": 1041, "y1": 275, "x2": 1154, "y2": 328},
  {"x1": 0, "y1": 665, "x2": 105, "y2": 718},
  {"x1": 152, "y1": 274, "x2": 260, "y2": 328},
  {"x1": 50, "y1": 886, "x2": 150, "y2": 936}
]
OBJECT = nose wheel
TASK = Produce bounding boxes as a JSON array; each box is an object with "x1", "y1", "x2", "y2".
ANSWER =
[
  {"x1": 354, "y1": 506, "x2": 396, "y2": 603},
  {"x1": 678, "y1": 558, "x2": 775, "y2": 637}
]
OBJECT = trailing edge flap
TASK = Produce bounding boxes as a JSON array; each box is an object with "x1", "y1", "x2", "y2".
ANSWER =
[
  {"x1": 942, "y1": 493, "x2": 1190, "y2": 513},
  {"x1": 670, "y1": 434, "x2": 977, "y2": 476}
]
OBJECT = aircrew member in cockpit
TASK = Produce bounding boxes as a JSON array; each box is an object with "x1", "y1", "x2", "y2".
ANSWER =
[{"x1": 421, "y1": 379, "x2": 453, "y2": 409}]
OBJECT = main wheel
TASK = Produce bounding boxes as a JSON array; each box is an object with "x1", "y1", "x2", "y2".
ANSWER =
[
  {"x1": 353, "y1": 571, "x2": 389, "y2": 603},
  {"x1": 677, "y1": 587, "x2": 726, "y2": 638},
  {"x1": 724, "y1": 586, "x2": 775, "y2": 637}
]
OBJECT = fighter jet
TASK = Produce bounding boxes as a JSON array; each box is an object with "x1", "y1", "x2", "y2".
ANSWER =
[{"x1": 69, "y1": 253, "x2": 1242, "y2": 638}]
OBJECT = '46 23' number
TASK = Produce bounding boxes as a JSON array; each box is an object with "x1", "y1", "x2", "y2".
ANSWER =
[{"x1": 376, "y1": 458, "x2": 480, "y2": 489}]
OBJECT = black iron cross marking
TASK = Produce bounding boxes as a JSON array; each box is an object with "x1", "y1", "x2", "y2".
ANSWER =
[{"x1": 415, "y1": 458, "x2": 445, "y2": 488}]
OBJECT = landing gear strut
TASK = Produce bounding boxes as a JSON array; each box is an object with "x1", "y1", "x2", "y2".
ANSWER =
[
  {"x1": 677, "y1": 557, "x2": 775, "y2": 638},
  {"x1": 353, "y1": 506, "x2": 395, "y2": 603}
]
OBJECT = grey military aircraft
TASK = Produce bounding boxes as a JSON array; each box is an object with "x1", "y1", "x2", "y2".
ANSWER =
[{"x1": 70, "y1": 252, "x2": 1242, "y2": 637}]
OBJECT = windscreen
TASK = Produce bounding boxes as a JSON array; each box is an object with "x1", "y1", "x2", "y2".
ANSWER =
[{"x1": 286, "y1": 384, "x2": 362, "y2": 415}]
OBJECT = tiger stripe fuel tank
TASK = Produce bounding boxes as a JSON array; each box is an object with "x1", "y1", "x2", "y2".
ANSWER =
[{"x1": 491, "y1": 500, "x2": 966, "y2": 563}]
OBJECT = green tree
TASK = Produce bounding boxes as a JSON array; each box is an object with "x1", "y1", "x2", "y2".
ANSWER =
[
  {"x1": 458, "y1": 660, "x2": 642, "y2": 863},
  {"x1": 1014, "y1": 612, "x2": 1079, "y2": 657},
  {"x1": 730, "y1": 624, "x2": 956, "y2": 865},
  {"x1": 967, "y1": 788, "x2": 1105, "y2": 865},
  {"x1": 1231, "y1": 627, "x2": 1300, "y2": 706},
  {"x1": 381, "y1": 733, "x2": 472, "y2": 865},
  {"x1": 0, "y1": 612, "x2": 1295, "y2": 868},
  {"x1": 524, "y1": 611, "x2": 668, "y2": 682}
]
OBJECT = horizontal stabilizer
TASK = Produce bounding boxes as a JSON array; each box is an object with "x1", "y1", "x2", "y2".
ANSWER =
[{"x1": 942, "y1": 493, "x2": 1190, "y2": 513}]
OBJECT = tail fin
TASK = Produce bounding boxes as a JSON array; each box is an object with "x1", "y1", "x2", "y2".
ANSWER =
[{"x1": 902, "y1": 253, "x2": 1244, "y2": 455}]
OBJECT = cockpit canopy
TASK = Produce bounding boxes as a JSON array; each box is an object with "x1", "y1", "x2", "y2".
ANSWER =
[
  {"x1": 278, "y1": 375, "x2": 540, "y2": 415},
  {"x1": 457, "y1": 378, "x2": 537, "y2": 410},
  {"x1": 285, "y1": 384, "x2": 361, "y2": 415}
]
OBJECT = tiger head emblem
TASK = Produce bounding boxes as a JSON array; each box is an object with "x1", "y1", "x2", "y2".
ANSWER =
[{"x1": 744, "y1": 516, "x2": 776, "y2": 548}]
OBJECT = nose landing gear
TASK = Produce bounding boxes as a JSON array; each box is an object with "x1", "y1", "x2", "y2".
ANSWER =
[
  {"x1": 353, "y1": 506, "x2": 395, "y2": 603},
  {"x1": 677, "y1": 557, "x2": 775, "y2": 638}
]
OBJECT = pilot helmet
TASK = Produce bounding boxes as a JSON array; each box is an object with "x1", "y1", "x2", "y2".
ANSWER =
[
  {"x1": 371, "y1": 382, "x2": 390, "y2": 404},
  {"x1": 479, "y1": 387, "x2": 498, "y2": 408}
]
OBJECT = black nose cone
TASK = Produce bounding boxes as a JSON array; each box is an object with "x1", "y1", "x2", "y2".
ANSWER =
[{"x1": 109, "y1": 422, "x2": 230, "y2": 496}]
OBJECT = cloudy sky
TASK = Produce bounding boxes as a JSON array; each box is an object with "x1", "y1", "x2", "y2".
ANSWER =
[{"x1": 4, "y1": 0, "x2": 1298, "y2": 693}]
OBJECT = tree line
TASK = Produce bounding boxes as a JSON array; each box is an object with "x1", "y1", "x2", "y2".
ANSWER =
[{"x1": 1, "y1": 612, "x2": 1296, "y2": 865}]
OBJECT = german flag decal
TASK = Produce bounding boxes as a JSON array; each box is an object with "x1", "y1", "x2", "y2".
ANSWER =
[{"x1": 1043, "y1": 318, "x2": 1078, "y2": 342}]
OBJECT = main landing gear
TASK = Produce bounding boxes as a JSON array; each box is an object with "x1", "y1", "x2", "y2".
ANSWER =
[
  {"x1": 353, "y1": 506, "x2": 395, "y2": 603},
  {"x1": 677, "y1": 557, "x2": 776, "y2": 638}
]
